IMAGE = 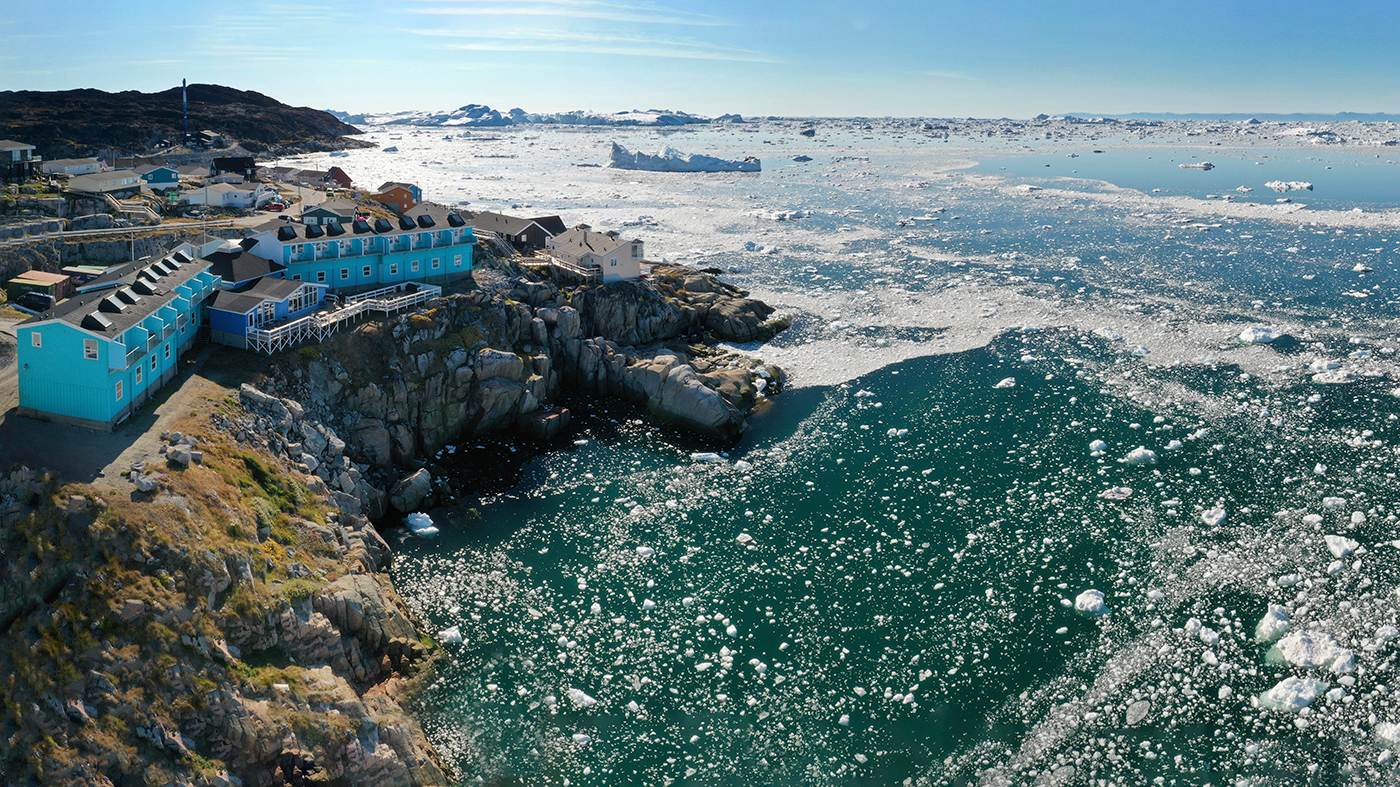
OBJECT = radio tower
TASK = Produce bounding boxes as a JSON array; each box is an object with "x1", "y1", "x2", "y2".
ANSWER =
[{"x1": 182, "y1": 79, "x2": 188, "y2": 145}]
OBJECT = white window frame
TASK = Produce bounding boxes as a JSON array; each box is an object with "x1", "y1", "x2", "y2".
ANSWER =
[
  {"x1": 84, "y1": 338, "x2": 98, "y2": 360},
  {"x1": 135, "y1": 364, "x2": 143, "y2": 384},
  {"x1": 453, "y1": 254, "x2": 462, "y2": 267},
  {"x1": 31, "y1": 332, "x2": 41, "y2": 348},
  {"x1": 341, "y1": 268, "x2": 349, "y2": 280},
  {"x1": 164, "y1": 344, "x2": 171, "y2": 360},
  {"x1": 431, "y1": 257, "x2": 440, "y2": 269},
  {"x1": 389, "y1": 262, "x2": 398, "y2": 275},
  {"x1": 115, "y1": 380, "x2": 123, "y2": 401},
  {"x1": 363, "y1": 265, "x2": 372, "y2": 277},
  {"x1": 411, "y1": 259, "x2": 419, "y2": 272},
  {"x1": 316, "y1": 270, "x2": 326, "y2": 283}
]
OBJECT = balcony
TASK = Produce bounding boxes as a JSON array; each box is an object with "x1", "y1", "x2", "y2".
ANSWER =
[{"x1": 125, "y1": 344, "x2": 147, "y2": 367}]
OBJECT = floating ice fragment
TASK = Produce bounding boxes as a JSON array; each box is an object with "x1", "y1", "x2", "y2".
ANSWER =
[
  {"x1": 854, "y1": 754, "x2": 868, "y2": 764},
  {"x1": 1377, "y1": 722, "x2": 1400, "y2": 752},
  {"x1": 1202, "y1": 507, "x2": 1227, "y2": 526},
  {"x1": 572, "y1": 733, "x2": 591, "y2": 744},
  {"x1": 993, "y1": 377, "x2": 1016, "y2": 389},
  {"x1": 1074, "y1": 589, "x2": 1111, "y2": 616},
  {"x1": 1089, "y1": 439, "x2": 1108, "y2": 456},
  {"x1": 1313, "y1": 369, "x2": 1358, "y2": 384},
  {"x1": 567, "y1": 688, "x2": 598, "y2": 708},
  {"x1": 1326, "y1": 535, "x2": 1360, "y2": 558},
  {"x1": 1266, "y1": 180, "x2": 1313, "y2": 193},
  {"x1": 1259, "y1": 676, "x2": 1328, "y2": 712},
  {"x1": 590, "y1": 602, "x2": 602, "y2": 615},
  {"x1": 1271, "y1": 631, "x2": 1345, "y2": 670},
  {"x1": 682, "y1": 597, "x2": 695, "y2": 607},
  {"x1": 1256, "y1": 605, "x2": 1293, "y2": 643},
  {"x1": 1098, "y1": 486, "x2": 1133, "y2": 501},
  {"x1": 1121, "y1": 447, "x2": 1157, "y2": 466},
  {"x1": 438, "y1": 625, "x2": 463, "y2": 645},
  {"x1": 690, "y1": 452, "x2": 724, "y2": 463},
  {"x1": 1165, "y1": 439, "x2": 1183, "y2": 450},
  {"x1": 1125, "y1": 700, "x2": 1151, "y2": 725},
  {"x1": 405, "y1": 512, "x2": 439, "y2": 539},
  {"x1": 636, "y1": 546, "x2": 655, "y2": 557},
  {"x1": 1095, "y1": 327, "x2": 1124, "y2": 342},
  {"x1": 838, "y1": 714, "x2": 851, "y2": 726},
  {"x1": 1219, "y1": 685, "x2": 1234, "y2": 699},
  {"x1": 734, "y1": 460, "x2": 753, "y2": 472},
  {"x1": 1239, "y1": 326, "x2": 1282, "y2": 344},
  {"x1": 643, "y1": 599, "x2": 656, "y2": 611},
  {"x1": 736, "y1": 533, "x2": 754, "y2": 545},
  {"x1": 1322, "y1": 496, "x2": 1346, "y2": 510},
  {"x1": 1314, "y1": 463, "x2": 1327, "y2": 475}
]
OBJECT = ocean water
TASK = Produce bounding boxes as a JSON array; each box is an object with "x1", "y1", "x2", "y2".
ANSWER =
[{"x1": 327, "y1": 123, "x2": 1400, "y2": 784}]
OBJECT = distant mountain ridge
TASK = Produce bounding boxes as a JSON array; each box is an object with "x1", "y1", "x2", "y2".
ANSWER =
[
  {"x1": 0, "y1": 84, "x2": 367, "y2": 159},
  {"x1": 1061, "y1": 111, "x2": 1400, "y2": 123},
  {"x1": 328, "y1": 104, "x2": 742, "y2": 128}
]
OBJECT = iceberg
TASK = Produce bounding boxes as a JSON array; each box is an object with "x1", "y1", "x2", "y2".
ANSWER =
[
  {"x1": 1266, "y1": 180, "x2": 1313, "y2": 193},
  {"x1": 405, "y1": 512, "x2": 439, "y2": 538},
  {"x1": 609, "y1": 142, "x2": 760, "y2": 173}
]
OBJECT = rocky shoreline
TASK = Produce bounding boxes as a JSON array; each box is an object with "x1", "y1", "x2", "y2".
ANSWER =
[{"x1": 0, "y1": 259, "x2": 787, "y2": 786}]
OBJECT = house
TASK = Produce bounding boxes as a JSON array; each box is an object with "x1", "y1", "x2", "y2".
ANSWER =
[
  {"x1": 531, "y1": 215, "x2": 568, "y2": 237},
  {"x1": 212, "y1": 156, "x2": 256, "y2": 180},
  {"x1": 457, "y1": 210, "x2": 555, "y2": 250},
  {"x1": 198, "y1": 130, "x2": 223, "y2": 147},
  {"x1": 181, "y1": 182, "x2": 278, "y2": 209},
  {"x1": 300, "y1": 198, "x2": 358, "y2": 226},
  {"x1": 14, "y1": 246, "x2": 220, "y2": 431},
  {"x1": 293, "y1": 169, "x2": 330, "y2": 188},
  {"x1": 6, "y1": 270, "x2": 74, "y2": 304},
  {"x1": 1, "y1": 140, "x2": 40, "y2": 183},
  {"x1": 257, "y1": 165, "x2": 297, "y2": 183},
  {"x1": 372, "y1": 182, "x2": 421, "y2": 213},
  {"x1": 200, "y1": 239, "x2": 287, "y2": 289},
  {"x1": 208, "y1": 276, "x2": 327, "y2": 349},
  {"x1": 41, "y1": 158, "x2": 105, "y2": 176},
  {"x1": 67, "y1": 170, "x2": 144, "y2": 197},
  {"x1": 327, "y1": 166, "x2": 353, "y2": 190},
  {"x1": 242, "y1": 206, "x2": 474, "y2": 293},
  {"x1": 175, "y1": 163, "x2": 212, "y2": 180},
  {"x1": 545, "y1": 227, "x2": 644, "y2": 283},
  {"x1": 135, "y1": 164, "x2": 180, "y2": 190}
]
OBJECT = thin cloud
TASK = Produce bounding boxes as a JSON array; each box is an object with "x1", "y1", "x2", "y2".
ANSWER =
[
  {"x1": 408, "y1": 0, "x2": 730, "y2": 27},
  {"x1": 440, "y1": 40, "x2": 776, "y2": 62},
  {"x1": 410, "y1": 26, "x2": 775, "y2": 62},
  {"x1": 924, "y1": 70, "x2": 977, "y2": 81}
]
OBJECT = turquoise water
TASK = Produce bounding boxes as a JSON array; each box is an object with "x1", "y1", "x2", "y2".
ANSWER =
[{"x1": 383, "y1": 127, "x2": 1400, "y2": 785}]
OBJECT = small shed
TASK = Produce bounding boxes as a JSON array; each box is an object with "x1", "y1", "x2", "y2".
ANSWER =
[{"x1": 6, "y1": 270, "x2": 73, "y2": 303}]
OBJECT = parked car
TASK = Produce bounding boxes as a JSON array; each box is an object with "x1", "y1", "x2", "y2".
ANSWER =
[{"x1": 265, "y1": 202, "x2": 285, "y2": 211}]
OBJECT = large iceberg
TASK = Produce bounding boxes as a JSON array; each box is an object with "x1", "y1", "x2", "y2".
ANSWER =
[{"x1": 609, "y1": 142, "x2": 760, "y2": 173}]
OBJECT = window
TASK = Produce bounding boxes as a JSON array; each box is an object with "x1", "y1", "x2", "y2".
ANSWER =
[
  {"x1": 341, "y1": 268, "x2": 349, "y2": 280},
  {"x1": 164, "y1": 344, "x2": 171, "y2": 360},
  {"x1": 432, "y1": 257, "x2": 440, "y2": 269},
  {"x1": 247, "y1": 312, "x2": 255, "y2": 327},
  {"x1": 115, "y1": 381, "x2": 123, "y2": 401},
  {"x1": 316, "y1": 270, "x2": 326, "y2": 283},
  {"x1": 389, "y1": 262, "x2": 398, "y2": 275},
  {"x1": 453, "y1": 255, "x2": 462, "y2": 267},
  {"x1": 84, "y1": 339, "x2": 98, "y2": 360},
  {"x1": 411, "y1": 260, "x2": 419, "y2": 272},
  {"x1": 135, "y1": 364, "x2": 143, "y2": 384},
  {"x1": 610, "y1": 258, "x2": 618, "y2": 268},
  {"x1": 292, "y1": 274, "x2": 301, "y2": 281},
  {"x1": 152, "y1": 356, "x2": 157, "y2": 373},
  {"x1": 363, "y1": 265, "x2": 372, "y2": 277},
  {"x1": 30, "y1": 332, "x2": 40, "y2": 348}
]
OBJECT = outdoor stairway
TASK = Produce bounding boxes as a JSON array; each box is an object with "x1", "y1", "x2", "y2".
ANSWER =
[{"x1": 245, "y1": 283, "x2": 441, "y2": 354}]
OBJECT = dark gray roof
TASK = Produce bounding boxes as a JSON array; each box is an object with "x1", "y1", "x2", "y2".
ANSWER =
[
  {"x1": 208, "y1": 276, "x2": 312, "y2": 315},
  {"x1": 404, "y1": 202, "x2": 472, "y2": 227},
  {"x1": 377, "y1": 181, "x2": 417, "y2": 193},
  {"x1": 207, "y1": 290, "x2": 264, "y2": 315},
  {"x1": 204, "y1": 249, "x2": 286, "y2": 286},
  {"x1": 252, "y1": 208, "x2": 472, "y2": 243},
  {"x1": 302, "y1": 198, "x2": 357, "y2": 216},
  {"x1": 531, "y1": 215, "x2": 567, "y2": 236},
  {"x1": 0, "y1": 140, "x2": 35, "y2": 149},
  {"x1": 462, "y1": 211, "x2": 543, "y2": 237},
  {"x1": 20, "y1": 250, "x2": 210, "y2": 337}
]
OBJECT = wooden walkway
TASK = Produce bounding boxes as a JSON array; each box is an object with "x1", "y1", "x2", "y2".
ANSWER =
[{"x1": 246, "y1": 283, "x2": 441, "y2": 354}]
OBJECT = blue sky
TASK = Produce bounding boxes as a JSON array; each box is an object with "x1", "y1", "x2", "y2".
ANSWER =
[{"x1": 4, "y1": 0, "x2": 1399, "y2": 117}]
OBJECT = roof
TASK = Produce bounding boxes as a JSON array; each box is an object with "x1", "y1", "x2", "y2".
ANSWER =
[
  {"x1": 11, "y1": 271, "x2": 69, "y2": 285},
  {"x1": 204, "y1": 248, "x2": 286, "y2": 285},
  {"x1": 531, "y1": 215, "x2": 567, "y2": 236},
  {"x1": 208, "y1": 276, "x2": 314, "y2": 315},
  {"x1": 549, "y1": 227, "x2": 638, "y2": 259},
  {"x1": 403, "y1": 202, "x2": 471, "y2": 226},
  {"x1": 19, "y1": 249, "x2": 210, "y2": 337},
  {"x1": 68, "y1": 171, "x2": 143, "y2": 192},
  {"x1": 0, "y1": 140, "x2": 35, "y2": 150},
  {"x1": 377, "y1": 181, "x2": 417, "y2": 193},
  {"x1": 175, "y1": 164, "x2": 211, "y2": 177},
  {"x1": 249, "y1": 204, "x2": 470, "y2": 243},
  {"x1": 46, "y1": 157, "x2": 99, "y2": 168},
  {"x1": 135, "y1": 164, "x2": 177, "y2": 175},
  {"x1": 303, "y1": 198, "x2": 357, "y2": 216},
  {"x1": 462, "y1": 211, "x2": 543, "y2": 237}
]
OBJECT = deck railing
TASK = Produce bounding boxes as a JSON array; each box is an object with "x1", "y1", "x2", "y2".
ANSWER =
[{"x1": 246, "y1": 283, "x2": 441, "y2": 354}]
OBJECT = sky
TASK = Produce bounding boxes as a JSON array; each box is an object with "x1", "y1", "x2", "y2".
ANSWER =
[{"x1": 4, "y1": 0, "x2": 1400, "y2": 118}]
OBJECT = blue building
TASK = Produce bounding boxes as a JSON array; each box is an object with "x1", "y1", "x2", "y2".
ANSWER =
[
  {"x1": 135, "y1": 164, "x2": 180, "y2": 190},
  {"x1": 243, "y1": 205, "x2": 474, "y2": 294},
  {"x1": 207, "y1": 276, "x2": 327, "y2": 349},
  {"x1": 15, "y1": 246, "x2": 220, "y2": 431}
]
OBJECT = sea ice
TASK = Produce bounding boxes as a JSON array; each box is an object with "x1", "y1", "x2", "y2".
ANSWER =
[
  {"x1": 1259, "y1": 677, "x2": 1327, "y2": 712},
  {"x1": 736, "y1": 533, "x2": 754, "y2": 545},
  {"x1": 1255, "y1": 605, "x2": 1292, "y2": 643},
  {"x1": 609, "y1": 142, "x2": 760, "y2": 172},
  {"x1": 1089, "y1": 440, "x2": 1108, "y2": 456},
  {"x1": 1322, "y1": 496, "x2": 1346, "y2": 509},
  {"x1": 1239, "y1": 326, "x2": 1282, "y2": 344},
  {"x1": 438, "y1": 625, "x2": 463, "y2": 645},
  {"x1": 636, "y1": 546, "x2": 655, "y2": 557},
  {"x1": 405, "y1": 512, "x2": 439, "y2": 539},
  {"x1": 1202, "y1": 507, "x2": 1227, "y2": 526},
  {"x1": 567, "y1": 688, "x2": 598, "y2": 708},
  {"x1": 690, "y1": 452, "x2": 724, "y2": 463},
  {"x1": 1266, "y1": 180, "x2": 1314, "y2": 193},
  {"x1": 993, "y1": 378, "x2": 1016, "y2": 389},
  {"x1": 1271, "y1": 631, "x2": 1346, "y2": 670},
  {"x1": 1074, "y1": 589, "x2": 1110, "y2": 616},
  {"x1": 1326, "y1": 535, "x2": 1359, "y2": 558},
  {"x1": 1121, "y1": 447, "x2": 1157, "y2": 466},
  {"x1": 1098, "y1": 486, "x2": 1133, "y2": 501}
]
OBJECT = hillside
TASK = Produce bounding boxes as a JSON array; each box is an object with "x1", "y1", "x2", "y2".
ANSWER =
[{"x1": 0, "y1": 84, "x2": 369, "y2": 159}]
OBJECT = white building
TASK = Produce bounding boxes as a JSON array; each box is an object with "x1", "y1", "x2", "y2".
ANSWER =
[
  {"x1": 545, "y1": 227, "x2": 643, "y2": 283},
  {"x1": 181, "y1": 183, "x2": 278, "y2": 209}
]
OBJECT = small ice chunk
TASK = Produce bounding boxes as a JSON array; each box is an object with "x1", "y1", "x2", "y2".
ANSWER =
[
  {"x1": 1277, "y1": 573, "x2": 1301, "y2": 587},
  {"x1": 1239, "y1": 326, "x2": 1282, "y2": 344},
  {"x1": 1121, "y1": 447, "x2": 1157, "y2": 466},
  {"x1": 1098, "y1": 486, "x2": 1133, "y2": 501},
  {"x1": 736, "y1": 533, "x2": 754, "y2": 545},
  {"x1": 1322, "y1": 496, "x2": 1346, "y2": 510},
  {"x1": 405, "y1": 512, "x2": 439, "y2": 539},
  {"x1": 1271, "y1": 631, "x2": 1343, "y2": 669},
  {"x1": 1351, "y1": 511, "x2": 1367, "y2": 526},
  {"x1": 438, "y1": 625, "x2": 463, "y2": 645},
  {"x1": 1314, "y1": 463, "x2": 1327, "y2": 475},
  {"x1": 567, "y1": 688, "x2": 598, "y2": 708},
  {"x1": 1165, "y1": 439, "x2": 1183, "y2": 450},
  {"x1": 1377, "y1": 722, "x2": 1400, "y2": 751},
  {"x1": 1125, "y1": 699, "x2": 1151, "y2": 725},
  {"x1": 1219, "y1": 685, "x2": 1233, "y2": 700},
  {"x1": 734, "y1": 460, "x2": 753, "y2": 472},
  {"x1": 1074, "y1": 589, "x2": 1111, "y2": 616},
  {"x1": 1326, "y1": 535, "x2": 1359, "y2": 559},
  {"x1": 1259, "y1": 676, "x2": 1327, "y2": 712},
  {"x1": 1202, "y1": 507, "x2": 1226, "y2": 526},
  {"x1": 642, "y1": 599, "x2": 656, "y2": 611},
  {"x1": 993, "y1": 377, "x2": 1016, "y2": 389},
  {"x1": 572, "y1": 733, "x2": 592, "y2": 743},
  {"x1": 690, "y1": 452, "x2": 724, "y2": 463},
  {"x1": 1089, "y1": 439, "x2": 1108, "y2": 455},
  {"x1": 838, "y1": 714, "x2": 851, "y2": 726},
  {"x1": 1255, "y1": 605, "x2": 1293, "y2": 643},
  {"x1": 636, "y1": 546, "x2": 655, "y2": 557}
]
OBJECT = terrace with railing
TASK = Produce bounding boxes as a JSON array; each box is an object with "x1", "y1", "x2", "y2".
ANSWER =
[{"x1": 246, "y1": 282, "x2": 441, "y2": 354}]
